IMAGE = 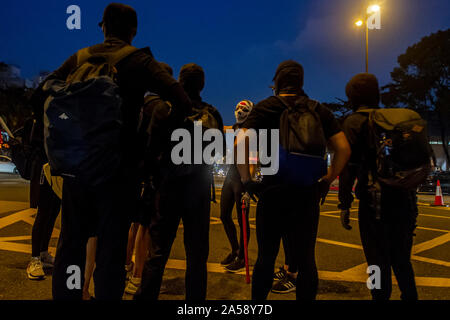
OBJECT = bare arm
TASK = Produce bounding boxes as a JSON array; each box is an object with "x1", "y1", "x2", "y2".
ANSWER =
[{"x1": 322, "y1": 131, "x2": 351, "y2": 183}]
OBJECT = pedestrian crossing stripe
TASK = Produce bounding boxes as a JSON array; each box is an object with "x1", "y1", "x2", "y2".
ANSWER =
[{"x1": 0, "y1": 203, "x2": 449, "y2": 289}]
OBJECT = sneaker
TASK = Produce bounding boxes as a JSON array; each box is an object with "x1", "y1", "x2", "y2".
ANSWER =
[
  {"x1": 271, "y1": 274, "x2": 296, "y2": 294},
  {"x1": 224, "y1": 257, "x2": 245, "y2": 273},
  {"x1": 27, "y1": 257, "x2": 45, "y2": 280},
  {"x1": 125, "y1": 277, "x2": 141, "y2": 295},
  {"x1": 125, "y1": 262, "x2": 134, "y2": 273},
  {"x1": 220, "y1": 252, "x2": 237, "y2": 266},
  {"x1": 40, "y1": 251, "x2": 54, "y2": 268},
  {"x1": 125, "y1": 262, "x2": 134, "y2": 280},
  {"x1": 273, "y1": 266, "x2": 287, "y2": 281}
]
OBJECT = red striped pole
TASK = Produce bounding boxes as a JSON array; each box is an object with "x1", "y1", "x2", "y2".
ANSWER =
[{"x1": 242, "y1": 198, "x2": 250, "y2": 284}]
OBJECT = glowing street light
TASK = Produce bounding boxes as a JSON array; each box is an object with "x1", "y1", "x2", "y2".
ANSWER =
[
  {"x1": 355, "y1": 4, "x2": 381, "y2": 72},
  {"x1": 368, "y1": 4, "x2": 380, "y2": 13}
]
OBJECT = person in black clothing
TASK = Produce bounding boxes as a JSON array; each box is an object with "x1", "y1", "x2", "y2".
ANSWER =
[
  {"x1": 26, "y1": 174, "x2": 61, "y2": 280},
  {"x1": 135, "y1": 63, "x2": 224, "y2": 300},
  {"x1": 339, "y1": 73, "x2": 419, "y2": 300},
  {"x1": 237, "y1": 60, "x2": 351, "y2": 300},
  {"x1": 125, "y1": 62, "x2": 174, "y2": 295},
  {"x1": 31, "y1": 3, "x2": 192, "y2": 300},
  {"x1": 21, "y1": 114, "x2": 61, "y2": 280},
  {"x1": 220, "y1": 100, "x2": 253, "y2": 272}
]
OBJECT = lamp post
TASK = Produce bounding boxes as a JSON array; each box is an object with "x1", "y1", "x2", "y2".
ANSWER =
[{"x1": 355, "y1": 4, "x2": 380, "y2": 73}]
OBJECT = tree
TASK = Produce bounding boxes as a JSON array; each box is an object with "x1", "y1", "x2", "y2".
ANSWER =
[
  {"x1": 324, "y1": 98, "x2": 353, "y2": 120},
  {"x1": 0, "y1": 62, "x2": 34, "y2": 132},
  {"x1": 0, "y1": 86, "x2": 34, "y2": 132},
  {"x1": 381, "y1": 29, "x2": 450, "y2": 165}
]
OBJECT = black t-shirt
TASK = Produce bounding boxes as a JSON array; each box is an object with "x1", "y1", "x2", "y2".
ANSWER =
[
  {"x1": 341, "y1": 108, "x2": 378, "y2": 193},
  {"x1": 242, "y1": 95, "x2": 342, "y2": 140},
  {"x1": 342, "y1": 111, "x2": 370, "y2": 165}
]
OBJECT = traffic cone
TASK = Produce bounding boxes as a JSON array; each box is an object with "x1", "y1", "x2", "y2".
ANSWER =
[{"x1": 433, "y1": 180, "x2": 445, "y2": 206}]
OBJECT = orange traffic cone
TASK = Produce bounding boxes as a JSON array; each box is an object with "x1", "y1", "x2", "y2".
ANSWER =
[{"x1": 433, "y1": 180, "x2": 445, "y2": 206}]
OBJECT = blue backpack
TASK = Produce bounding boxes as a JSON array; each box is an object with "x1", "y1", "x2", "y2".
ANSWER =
[{"x1": 42, "y1": 45, "x2": 138, "y2": 185}]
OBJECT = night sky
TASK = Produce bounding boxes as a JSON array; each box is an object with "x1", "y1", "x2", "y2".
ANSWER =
[{"x1": 1, "y1": 0, "x2": 449, "y2": 124}]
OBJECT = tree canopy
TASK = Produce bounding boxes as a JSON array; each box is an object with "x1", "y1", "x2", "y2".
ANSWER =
[{"x1": 381, "y1": 29, "x2": 450, "y2": 165}]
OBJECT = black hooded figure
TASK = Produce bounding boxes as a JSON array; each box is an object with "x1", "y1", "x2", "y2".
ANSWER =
[
  {"x1": 238, "y1": 60, "x2": 349, "y2": 300},
  {"x1": 136, "y1": 63, "x2": 223, "y2": 301},
  {"x1": 339, "y1": 73, "x2": 419, "y2": 300}
]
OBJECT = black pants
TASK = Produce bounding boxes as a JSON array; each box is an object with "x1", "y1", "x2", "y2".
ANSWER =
[
  {"x1": 52, "y1": 175, "x2": 134, "y2": 300},
  {"x1": 282, "y1": 234, "x2": 297, "y2": 273},
  {"x1": 358, "y1": 187, "x2": 418, "y2": 300},
  {"x1": 220, "y1": 173, "x2": 249, "y2": 259},
  {"x1": 31, "y1": 174, "x2": 61, "y2": 257},
  {"x1": 251, "y1": 184, "x2": 320, "y2": 300},
  {"x1": 135, "y1": 172, "x2": 211, "y2": 300}
]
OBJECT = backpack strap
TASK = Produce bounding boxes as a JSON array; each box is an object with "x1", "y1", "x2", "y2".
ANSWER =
[
  {"x1": 76, "y1": 45, "x2": 139, "y2": 68},
  {"x1": 276, "y1": 95, "x2": 319, "y2": 113},
  {"x1": 275, "y1": 96, "x2": 293, "y2": 111}
]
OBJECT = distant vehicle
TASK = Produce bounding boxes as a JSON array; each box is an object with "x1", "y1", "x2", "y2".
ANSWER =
[
  {"x1": 418, "y1": 171, "x2": 450, "y2": 195},
  {"x1": 0, "y1": 155, "x2": 18, "y2": 174}
]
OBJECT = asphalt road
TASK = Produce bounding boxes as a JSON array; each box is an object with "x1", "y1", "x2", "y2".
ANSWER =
[{"x1": 0, "y1": 173, "x2": 449, "y2": 300}]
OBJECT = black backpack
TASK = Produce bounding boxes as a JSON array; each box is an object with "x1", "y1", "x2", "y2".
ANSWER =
[
  {"x1": 358, "y1": 108, "x2": 432, "y2": 189},
  {"x1": 186, "y1": 103, "x2": 220, "y2": 131},
  {"x1": 275, "y1": 96, "x2": 328, "y2": 186},
  {"x1": 42, "y1": 45, "x2": 138, "y2": 185}
]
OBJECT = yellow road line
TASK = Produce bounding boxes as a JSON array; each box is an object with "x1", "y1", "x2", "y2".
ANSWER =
[
  {"x1": 320, "y1": 212, "x2": 450, "y2": 232},
  {"x1": 0, "y1": 235, "x2": 31, "y2": 241},
  {"x1": 317, "y1": 238, "x2": 363, "y2": 250},
  {"x1": 165, "y1": 258, "x2": 450, "y2": 288},
  {"x1": 411, "y1": 255, "x2": 450, "y2": 268},
  {"x1": 419, "y1": 213, "x2": 450, "y2": 220},
  {"x1": 0, "y1": 208, "x2": 36, "y2": 229},
  {"x1": 412, "y1": 232, "x2": 450, "y2": 254}
]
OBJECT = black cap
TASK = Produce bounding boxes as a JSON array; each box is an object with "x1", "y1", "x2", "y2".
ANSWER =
[{"x1": 98, "y1": 3, "x2": 137, "y2": 31}]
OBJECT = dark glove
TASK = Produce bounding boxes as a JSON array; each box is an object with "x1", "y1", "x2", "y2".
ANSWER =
[
  {"x1": 340, "y1": 209, "x2": 352, "y2": 230},
  {"x1": 318, "y1": 178, "x2": 331, "y2": 205},
  {"x1": 243, "y1": 180, "x2": 263, "y2": 202}
]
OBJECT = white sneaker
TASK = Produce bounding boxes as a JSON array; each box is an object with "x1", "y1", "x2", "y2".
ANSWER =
[
  {"x1": 27, "y1": 257, "x2": 45, "y2": 280},
  {"x1": 124, "y1": 277, "x2": 141, "y2": 295},
  {"x1": 40, "y1": 251, "x2": 54, "y2": 268}
]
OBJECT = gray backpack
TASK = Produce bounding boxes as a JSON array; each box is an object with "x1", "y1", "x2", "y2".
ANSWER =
[{"x1": 358, "y1": 108, "x2": 432, "y2": 189}]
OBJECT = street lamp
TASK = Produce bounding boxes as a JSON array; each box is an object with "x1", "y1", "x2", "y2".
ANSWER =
[
  {"x1": 368, "y1": 5, "x2": 380, "y2": 13},
  {"x1": 355, "y1": 4, "x2": 381, "y2": 73}
]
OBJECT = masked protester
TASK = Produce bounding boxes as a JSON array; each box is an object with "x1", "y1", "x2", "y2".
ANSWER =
[
  {"x1": 237, "y1": 60, "x2": 351, "y2": 300},
  {"x1": 135, "y1": 63, "x2": 224, "y2": 301},
  {"x1": 219, "y1": 100, "x2": 253, "y2": 272},
  {"x1": 339, "y1": 73, "x2": 423, "y2": 300}
]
